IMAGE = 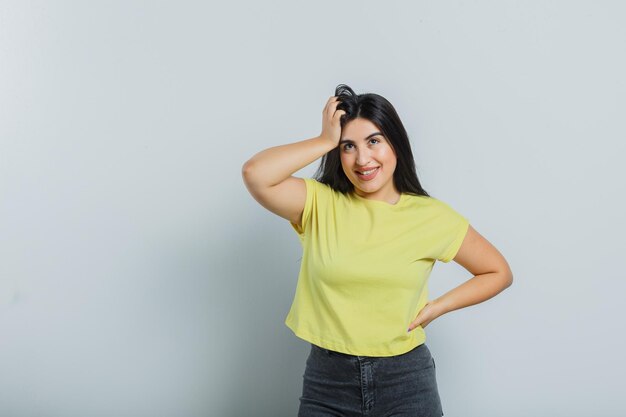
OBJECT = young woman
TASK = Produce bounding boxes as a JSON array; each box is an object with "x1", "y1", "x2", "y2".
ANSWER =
[{"x1": 242, "y1": 84, "x2": 513, "y2": 417}]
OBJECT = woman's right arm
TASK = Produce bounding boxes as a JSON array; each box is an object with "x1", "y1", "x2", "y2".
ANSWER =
[{"x1": 241, "y1": 96, "x2": 345, "y2": 227}]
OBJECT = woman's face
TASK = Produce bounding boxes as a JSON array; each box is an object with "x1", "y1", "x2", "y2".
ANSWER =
[{"x1": 339, "y1": 118, "x2": 399, "y2": 202}]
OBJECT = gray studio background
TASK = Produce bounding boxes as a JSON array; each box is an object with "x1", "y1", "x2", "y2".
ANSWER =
[{"x1": 1, "y1": 1, "x2": 624, "y2": 416}]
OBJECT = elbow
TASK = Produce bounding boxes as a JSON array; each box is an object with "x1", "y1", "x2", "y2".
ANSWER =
[
  {"x1": 500, "y1": 259, "x2": 514, "y2": 289},
  {"x1": 492, "y1": 262, "x2": 513, "y2": 290},
  {"x1": 502, "y1": 269, "x2": 514, "y2": 289},
  {"x1": 505, "y1": 273, "x2": 514, "y2": 289},
  {"x1": 242, "y1": 160, "x2": 253, "y2": 177},
  {"x1": 241, "y1": 160, "x2": 257, "y2": 184}
]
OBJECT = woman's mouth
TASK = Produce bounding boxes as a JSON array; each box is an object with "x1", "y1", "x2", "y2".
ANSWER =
[{"x1": 355, "y1": 167, "x2": 379, "y2": 181}]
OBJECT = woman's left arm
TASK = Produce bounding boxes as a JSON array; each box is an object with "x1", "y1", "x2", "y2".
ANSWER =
[{"x1": 409, "y1": 225, "x2": 513, "y2": 330}]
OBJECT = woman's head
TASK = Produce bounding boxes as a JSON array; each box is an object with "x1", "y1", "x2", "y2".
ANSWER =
[
  {"x1": 339, "y1": 117, "x2": 399, "y2": 202},
  {"x1": 314, "y1": 84, "x2": 430, "y2": 199}
]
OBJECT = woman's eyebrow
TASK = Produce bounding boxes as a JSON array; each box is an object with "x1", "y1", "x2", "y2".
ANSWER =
[{"x1": 339, "y1": 132, "x2": 382, "y2": 144}]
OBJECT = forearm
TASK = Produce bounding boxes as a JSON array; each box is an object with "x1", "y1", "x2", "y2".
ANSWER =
[
  {"x1": 242, "y1": 135, "x2": 336, "y2": 188},
  {"x1": 434, "y1": 272, "x2": 513, "y2": 316}
]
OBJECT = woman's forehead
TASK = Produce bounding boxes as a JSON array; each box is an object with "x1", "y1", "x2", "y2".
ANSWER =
[{"x1": 342, "y1": 118, "x2": 381, "y2": 139}]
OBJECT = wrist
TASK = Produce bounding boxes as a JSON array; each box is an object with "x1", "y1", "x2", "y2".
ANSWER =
[
  {"x1": 431, "y1": 297, "x2": 449, "y2": 318},
  {"x1": 316, "y1": 134, "x2": 338, "y2": 150}
]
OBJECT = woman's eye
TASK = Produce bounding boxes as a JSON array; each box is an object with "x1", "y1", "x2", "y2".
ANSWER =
[{"x1": 343, "y1": 138, "x2": 379, "y2": 151}]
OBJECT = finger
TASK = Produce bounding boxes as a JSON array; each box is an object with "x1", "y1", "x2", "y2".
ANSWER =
[
  {"x1": 326, "y1": 102, "x2": 342, "y2": 118},
  {"x1": 333, "y1": 109, "x2": 346, "y2": 119},
  {"x1": 325, "y1": 97, "x2": 337, "y2": 110},
  {"x1": 324, "y1": 97, "x2": 342, "y2": 117},
  {"x1": 407, "y1": 322, "x2": 423, "y2": 332},
  {"x1": 323, "y1": 96, "x2": 335, "y2": 112},
  {"x1": 324, "y1": 105, "x2": 333, "y2": 117}
]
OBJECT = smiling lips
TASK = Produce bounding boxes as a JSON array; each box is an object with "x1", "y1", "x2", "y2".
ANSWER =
[{"x1": 355, "y1": 166, "x2": 380, "y2": 181}]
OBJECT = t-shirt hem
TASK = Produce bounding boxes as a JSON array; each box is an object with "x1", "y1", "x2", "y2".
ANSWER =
[{"x1": 285, "y1": 320, "x2": 426, "y2": 357}]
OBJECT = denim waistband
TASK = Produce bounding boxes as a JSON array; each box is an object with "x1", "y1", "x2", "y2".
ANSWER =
[{"x1": 312, "y1": 342, "x2": 425, "y2": 359}]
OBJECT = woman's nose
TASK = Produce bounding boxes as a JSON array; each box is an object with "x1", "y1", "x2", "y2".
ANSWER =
[
  {"x1": 357, "y1": 155, "x2": 372, "y2": 166},
  {"x1": 356, "y1": 150, "x2": 372, "y2": 165}
]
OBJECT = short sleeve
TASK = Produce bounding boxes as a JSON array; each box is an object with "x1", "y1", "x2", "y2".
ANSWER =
[
  {"x1": 432, "y1": 199, "x2": 470, "y2": 263},
  {"x1": 289, "y1": 177, "x2": 318, "y2": 241}
]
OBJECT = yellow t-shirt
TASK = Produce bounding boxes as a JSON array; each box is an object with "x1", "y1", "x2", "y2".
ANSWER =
[{"x1": 286, "y1": 177, "x2": 470, "y2": 357}]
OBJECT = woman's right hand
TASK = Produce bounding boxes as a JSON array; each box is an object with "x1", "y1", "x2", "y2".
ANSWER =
[{"x1": 320, "y1": 96, "x2": 346, "y2": 147}]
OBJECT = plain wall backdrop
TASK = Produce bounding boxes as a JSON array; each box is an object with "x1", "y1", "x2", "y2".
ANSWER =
[{"x1": 1, "y1": 1, "x2": 624, "y2": 416}]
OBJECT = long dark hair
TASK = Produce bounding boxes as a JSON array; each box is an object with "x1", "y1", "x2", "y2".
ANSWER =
[{"x1": 313, "y1": 84, "x2": 431, "y2": 198}]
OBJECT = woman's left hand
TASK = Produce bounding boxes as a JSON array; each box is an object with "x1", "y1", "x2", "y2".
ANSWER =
[{"x1": 407, "y1": 300, "x2": 443, "y2": 332}]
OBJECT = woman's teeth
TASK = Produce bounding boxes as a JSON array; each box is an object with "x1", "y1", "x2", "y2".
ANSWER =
[
  {"x1": 356, "y1": 167, "x2": 380, "y2": 180},
  {"x1": 358, "y1": 168, "x2": 378, "y2": 175}
]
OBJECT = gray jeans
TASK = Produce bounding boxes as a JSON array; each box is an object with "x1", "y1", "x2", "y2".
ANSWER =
[{"x1": 298, "y1": 342, "x2": 444, "y2": 417}]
